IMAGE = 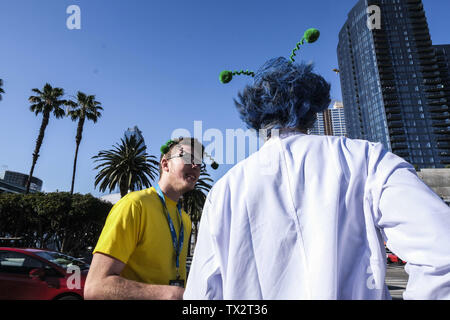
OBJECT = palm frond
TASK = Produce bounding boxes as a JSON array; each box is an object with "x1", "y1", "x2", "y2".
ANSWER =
[
  {"x1": 29, "y1": 84, "x2": 66, "y2": 117},
  {"x1": 92, "y1": 135, "x2": 159, "y2": 197},
  {"x1": 68, "y1": 91, "x2": 103, "y2": 123}
]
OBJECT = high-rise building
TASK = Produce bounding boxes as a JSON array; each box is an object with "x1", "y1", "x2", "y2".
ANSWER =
[
  {"x1": 337, "y1": 0, "x2": 450, "y2": 168},
  {"x1": 124, "y1": 126, "x2": 146, "y2": 155},
  {"x1": 309, "y1": 101, "x2": 347, "y2": 137},
  {"x1": 309, "y1": 112, "x2": 327, "y2": 136},
  {"x1": 0, "y1": 170, "x2": 42, "y2": 194},
  {"x1": 329, "y1": 102, "x2": 347, "y2": 137},
  {"x1": 433, "y1": 45, "x2": 450, "y2": 157}
]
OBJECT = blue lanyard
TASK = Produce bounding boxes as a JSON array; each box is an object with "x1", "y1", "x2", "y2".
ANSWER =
[{"x1": 154, "y1": 184, "x2": 184, "y2": 278}]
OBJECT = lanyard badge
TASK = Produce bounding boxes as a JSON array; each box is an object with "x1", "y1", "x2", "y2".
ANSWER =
[{"x1": 154, "y1": 184, "x2": 185, "y2": 286}]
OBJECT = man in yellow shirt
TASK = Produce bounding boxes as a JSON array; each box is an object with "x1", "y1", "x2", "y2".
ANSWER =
[{"x1": 84, "y1": 137, "x2": 203, "y2": 300}]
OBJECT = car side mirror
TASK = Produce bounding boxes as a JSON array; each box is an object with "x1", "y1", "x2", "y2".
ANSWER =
[{"x1": 29, "y1": 268, "x2": 46, "y2": 280}]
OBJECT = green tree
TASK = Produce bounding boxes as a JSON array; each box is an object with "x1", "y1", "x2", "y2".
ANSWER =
[
  {"x1": 180, "y1": 165, "x2": 213, "y2": 254},
  {"x1": 0, "y1": 79, "x2": 4, "y2": 101},
  {"x1": 0, "y1": 192, "x2": 112, "y2": 256},
  {"x1": 66, "y1": 92, "x2": 104, "y2": 195},
  {"x1": 26, "y1": 83, "x2": 67, "y2": 193},
  {"x1": 60, "y1": 192, "x2": 111, "y2": 255},
  {"x1": 92, "y1": 135, "x2": 160, "y2": 198},
  {"x1": 0, "y1": 193, "x2": 39, "y2": 247}
]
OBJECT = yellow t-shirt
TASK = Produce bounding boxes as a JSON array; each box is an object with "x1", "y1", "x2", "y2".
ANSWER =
[{"x1": 93, "y1": 187, "x2": 192, "y2": 285}]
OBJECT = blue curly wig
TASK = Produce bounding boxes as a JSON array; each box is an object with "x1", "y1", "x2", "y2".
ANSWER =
[{"x1": 234, "y1": 57, "x2": 331, "y2": 132}]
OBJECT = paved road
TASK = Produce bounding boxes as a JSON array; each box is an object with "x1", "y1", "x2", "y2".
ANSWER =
[{"x1": 386, "y1": 264, "x2": 409, "y2": 300}]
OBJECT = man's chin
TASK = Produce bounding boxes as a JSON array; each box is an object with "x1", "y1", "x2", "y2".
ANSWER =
[{"x1": 181, "y1": 181, "x2": 197, "y2": 194}]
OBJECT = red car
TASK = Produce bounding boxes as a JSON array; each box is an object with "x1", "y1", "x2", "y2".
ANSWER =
[
  {"x1": 386, "y1": 248, "x2": 407, "y2": 265},
  {"x1": 387, "y1": 253, "x2": 407, "y2": 265},
  {"x1": 0, "y1": 247, "x2": 89, "y2": 300}
]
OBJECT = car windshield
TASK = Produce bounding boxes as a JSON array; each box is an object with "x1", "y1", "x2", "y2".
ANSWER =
[{"x1": 34, "y1": 251, "x2": 89, "y2": 270}]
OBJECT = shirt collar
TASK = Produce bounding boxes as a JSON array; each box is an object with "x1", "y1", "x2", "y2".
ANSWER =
[{"x1": 267, "y1": 128, "x2": 307, "y2": 141}]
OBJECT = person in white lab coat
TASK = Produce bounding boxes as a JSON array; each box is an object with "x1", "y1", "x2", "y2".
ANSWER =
[{"x1": 184, "y1": 54, "x2": 450, "y2": 299}]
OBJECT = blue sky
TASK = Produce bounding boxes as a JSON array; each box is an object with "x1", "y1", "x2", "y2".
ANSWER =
[{"x1": 0, "y1": 0, "x2": 448, "y2": 197}]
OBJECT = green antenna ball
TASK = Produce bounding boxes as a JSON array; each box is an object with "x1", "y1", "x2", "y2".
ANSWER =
[
  {"x1": 304, "y1": 28, "x2": 320, "y2": 43},
  {"x1": 219, "y1": 70, "x2": 233, "y2": 84}
]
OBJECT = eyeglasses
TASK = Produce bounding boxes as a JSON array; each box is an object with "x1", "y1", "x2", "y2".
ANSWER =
[{"x1": 166, "y1": 151, "x2": 203, "y2": 166}]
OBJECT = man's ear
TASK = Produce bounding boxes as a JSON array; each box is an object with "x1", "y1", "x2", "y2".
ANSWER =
[{"x1": 161, "y1": 157, "x2": 170, "y2": 173}]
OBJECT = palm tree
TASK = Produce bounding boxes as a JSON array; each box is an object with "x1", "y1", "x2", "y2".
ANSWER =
[
  {"x1": 0, "y1": 79, "x2": 4, "y2": 101},
  {"x1": 92, "y1": 135, "x2": 160, "y2": 198},
  {"x1": 26, "y1": 83, "x2": 67, "y2": 194},
  {"x1": 181, "y1": 166, "x2": 213, "y2": 254},
  {"x1": 67, "y1": 92, "x2": 103, "y2": 195}
]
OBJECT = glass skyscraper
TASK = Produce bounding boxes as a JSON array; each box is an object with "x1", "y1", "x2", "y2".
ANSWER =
[
  {"x1": 337, "y1": 0, "x2": 450, "y2": 168},
  {"x1": 329, "y1": 102, "x2": 347, "y2": 137},
  {"x1": 309, "y1": 101, "x2": 347, "y2": 137},
  {"x1": 433, "y1": 45, "x2": 450, "y2": 157},
  {"x1": 309, "y1": 112, "x2": 326, "y2": 136},
  {"x1": 124, "y1": 126, "x2": 146, "y2": 156}
]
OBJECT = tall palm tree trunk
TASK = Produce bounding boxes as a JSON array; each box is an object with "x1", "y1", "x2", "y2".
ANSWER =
[
  {"x1": 70, "y1": 142, "x2": 80, "y2": 195},
  {"x1": 119, "y1": 180, "x2": 128, "y2": 198},
  {"x1": 26, "y1": 111, "x2": 50, "y2": 194},
  {"x1": 70, "y1": 117, "x2": 85, "y2": 194}
]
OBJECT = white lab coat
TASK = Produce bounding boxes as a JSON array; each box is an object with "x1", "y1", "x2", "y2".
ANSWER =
[{"x1": 184, "y1": 130, "x2": 450, "y2": 300}]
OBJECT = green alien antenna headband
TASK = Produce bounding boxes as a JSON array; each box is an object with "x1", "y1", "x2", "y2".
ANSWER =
[
  {"x1": 160, "y1": 139, "x2": 177, "y2": 154},
  {"x1": 219, "y1": 28, "x2": 320, "y2": 84}
]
